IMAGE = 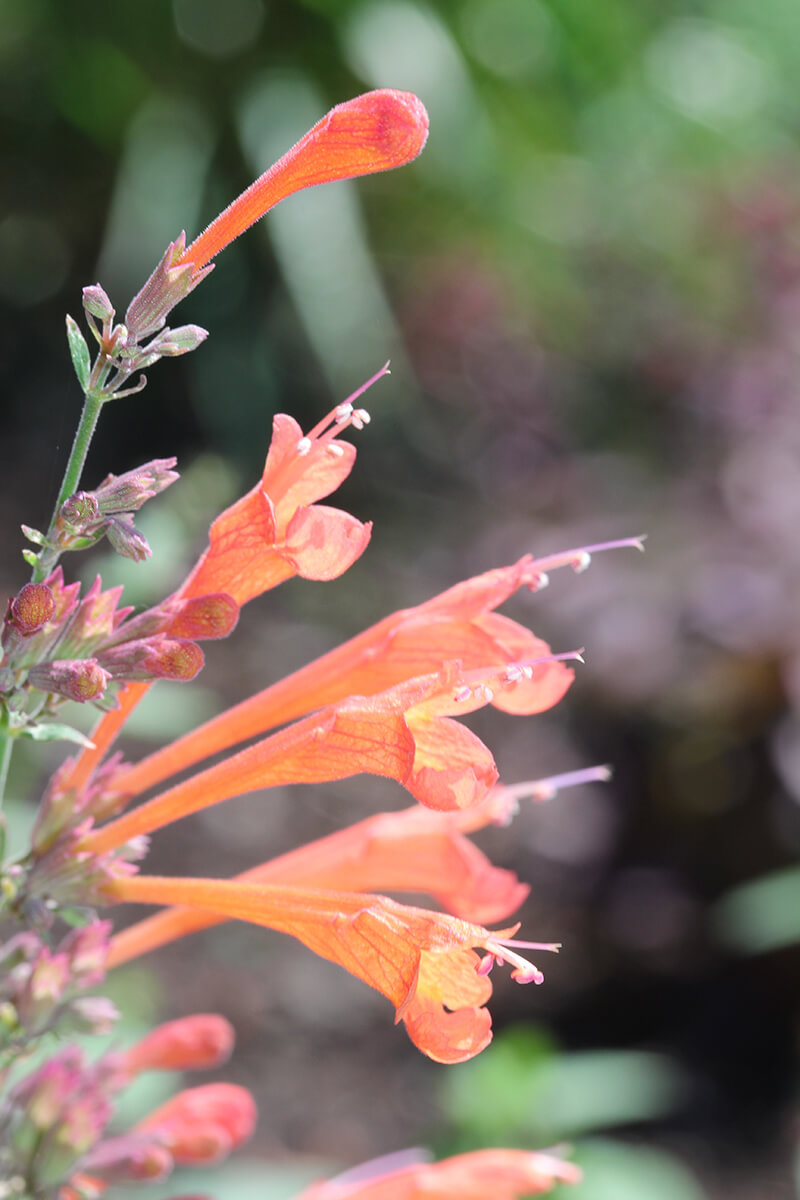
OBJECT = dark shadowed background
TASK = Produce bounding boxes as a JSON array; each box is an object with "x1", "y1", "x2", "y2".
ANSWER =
[{"x1": 2, "y1": 1, "x2": 799, "y2": 1197}]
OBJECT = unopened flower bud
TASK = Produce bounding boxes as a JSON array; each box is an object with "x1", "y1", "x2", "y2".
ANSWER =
[
  {"x1": 28, "y1": 658, "x2": 111, "y2": 703},
  {"x1": 105, "y1": 517, "x2": 151, "y2": 562},
  {"x1": 80, "y1": 1135, "x2": 173, "y2": 1182},
  {"x1": 82, "y1": 284, "x2": 115, "y2": 323},
  {"x1": 6, "y1": 583, "x2": 55, "y2": 637},
  {"x1": 94, "y1": 458, "x2": 179, "y2": 514},
  {"x1": 97, "y1": 636, "x2": 204, "y2": 683},
  {"x1": 61, "y1": 995, "x2": 120, "y2": 1037},
  {"x1": 169, "y1": 593, "x2": 239, "y2": 641},
  {"x1": 60, "y1": 492, "x2": 101, "y2": 528},
  {"x1": 123, "y1": 1015, "x2": 235, "y2": 1078},
  {"x1": 17, "y1": 949, "x2": 70, "y2": 1031},
  {"x1": 59, "y1": 920, "x2": 111, "y2": 986},
  {"x1": 149, "y1": 324, "x2": 209, "y2": 357}
]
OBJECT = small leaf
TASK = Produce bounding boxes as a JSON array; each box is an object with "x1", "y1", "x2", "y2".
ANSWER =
[
  {"x1": 16, "y1": 722, "x2": 96, "y2": 749},
  {"x1": 21, "y1": 549, "x2": 38, "y2": 567},
  {"x1": 66, "y1": 314, "x2": 92, "y2": 391},
  {"x1": 21, "y1": 525, "x2": 47, "y2": 546}
]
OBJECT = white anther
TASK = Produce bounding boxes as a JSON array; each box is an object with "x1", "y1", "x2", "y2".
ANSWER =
[
  {"x1": 478, "y1": 685, "x2": 494, "y2": 704},
  {"x1": 327, "y1": 443, "x2": 345, "y2": 458},
  {"x1": 335, "y1": 402, "x2": 353, "y2": 422},
  {"x1": 504, "y1": 665, "x2": 524, "y2": 683},
  {"x1": 533, "y1": 571, "x2": 549, "y2": 590},
  {"x1": 296, "y1": 437, "x2": 312, "y2": 456},
  {"x1": 572, "y1": 551, "x2": 591, "y2": 573},
  {"x1": 522, "y1": 665, "x2": 534, "y2": 680},
  {"x1": 454, "y1": 685, "x2": 473, "y2": 703},
  {"x1": 354, "y1": 407, "x2": 371, "y2": 425}
]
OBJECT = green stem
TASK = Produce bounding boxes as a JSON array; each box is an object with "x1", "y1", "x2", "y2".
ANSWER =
[
  {"x1": 0, "y1": 722, "x2": 13, "y2": 813},
  {"x1": 52, "y1": 390, "x2": 104, "y2": 516},
  {"x1": 32, "y1": 390, "x2": 104, "y2": 582}
]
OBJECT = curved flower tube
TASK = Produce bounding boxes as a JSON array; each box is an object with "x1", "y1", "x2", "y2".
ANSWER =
[
  {"x1": 107, "y1": 799, "x2": 529, "y2": 967},
  {"x1": 103, "y1": 876, "x2": 558, "y2": 1064},
  {"x1": 293, "y1": 1147, "x2": 582, "y2": 1199}
]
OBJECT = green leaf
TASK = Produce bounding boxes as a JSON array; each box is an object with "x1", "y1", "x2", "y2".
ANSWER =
[
  {"x1": 20, "y1": 525, "x2": 46, "y2": 546},
  {"x1": 16, "y1": 722, "x2": 95, "y2": 749},
  {"x1": 66, "y1": 314, "x2": 92, "y2": 391}
]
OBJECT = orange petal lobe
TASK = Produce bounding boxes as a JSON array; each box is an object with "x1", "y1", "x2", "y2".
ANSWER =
[{"x1": 284, "y1": 506, "x2": 372, "y2": 581}]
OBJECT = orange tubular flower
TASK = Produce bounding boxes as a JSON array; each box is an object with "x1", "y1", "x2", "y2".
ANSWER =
[
  {"x1": 103, "y1": 876, "x2": 558, "y2": 1064},
  {"x1": 177, "y1": 89, "x2": 429, "y2": 273},
  {"x1": 81, "y1": 655, "x2": 583, "y2": 857},
  {"x1": 115, "y1": 555, "x2": 573, "y2": 801},
  {"x1": 121, "y1": 1015, "x2": 234, "y2": 1079},
  {"x1": 107, "y1": 797, "x2": 528, "y2": 967},
  {"x1": 294, "y1": 1147, "x2": 581, "y2": 1199}
]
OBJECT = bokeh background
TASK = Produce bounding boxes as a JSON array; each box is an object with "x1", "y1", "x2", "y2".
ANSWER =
[{"x1": 2, "y1": 0, "x2": 799, "y2": 1196}]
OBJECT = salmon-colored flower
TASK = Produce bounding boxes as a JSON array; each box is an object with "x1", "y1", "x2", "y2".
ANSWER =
[
  {"x1": 115, "y1": 554, "x2": 574, "y2": 801},
  {"x1": 107, "y1": 797, "x2": 528, "y2": 967},
  {"x1": 177, "y1": 90, "x2": 429, "y2": 274},
  {"x1": 80, "y1": 654, "x2": 581, "y2": 860},
  {"x1": 293, "y1": 1147, "x2": 581, "y2": 1199},
  {"x1": 103, "y1": 875, "x2": 558, "y2": 1063}
]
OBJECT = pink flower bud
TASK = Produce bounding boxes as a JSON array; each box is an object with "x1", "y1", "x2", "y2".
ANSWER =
[
  {"x1": 168, "y1": 593, "x2": 239, "y2": 641},
  {"x1": 82, "y1": 284, "x2": 115, "y2": 323},
  {"x1": 80, "y1": 1135, "x2": 173, "y2": 1182},
  {"x1": 17, "y1": 948, "x2": 70, "y2": 1030},
  {"x1": 60, "y1": 491, "x2": 101, "y2": 528},
  {"x1": 63, "y1": 995, "x2": 120, "y2": 1037},
  {"x1": 94, "y1": 458, "x2": 179, "y2": 514},
  {"x1": 97, "y1": 636, "x2": 204, "y2": 683},
  {"x1": 123, "y1": 1015, "x2": 235, "y2": 1077},
  {"x1": 148, "y1": 325, "x2": 209, "y2": 356},
  {"x1": 105, "y1": 517, "x2": 152, "y2": 562},
  {"x1": 59, "y1": 920, "x2": 112, "y2": 986},
  {"x1": 6, "y1": 583, "x2": 55, "y2": 637},
  {"x1": 28, "y1": 658, "x2": 111, "y2": 703}
]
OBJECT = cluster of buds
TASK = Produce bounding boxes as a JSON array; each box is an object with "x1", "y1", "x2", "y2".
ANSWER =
[
  {"x1": 0, "y1": 1013, "x2": 253, "y2": 1197},
  {"x1": 0, "y1": 569, "x2": 238, "y2": 714},
  {"x1": 36, "y1": 458, "x2": 181, "y2": 563},
  {"x1": 0, "y1": 922, "x2": 114, "y2": 1062},
  {"x1": 64, "y1": 283, "x2": 208, "y2": 409}
]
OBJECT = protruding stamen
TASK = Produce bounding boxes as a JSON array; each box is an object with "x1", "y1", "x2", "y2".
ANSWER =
[
  {"x1": 296, "y1": 437, "x2": 312, "y2": 456},
  {"x1": 480, "y1": 936, "x2": 560, "y2": 985},
  {"x1": 335, "y1": 402, "x2": 354, "y2": 422},
  {"x1": 498, "y1": 764, "x2": 613, "y2": 805},
  {"x1": 526, "y1": 535, "x2": 646, "y2": 583}
]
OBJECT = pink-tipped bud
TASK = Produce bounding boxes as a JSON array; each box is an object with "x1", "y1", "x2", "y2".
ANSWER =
[
  {"x1": 105, "y1": 517, "x2": 152, "y2": 562},
  {"x1": 80, "y1": 1135, "x2": 173, "y2": 1182},
  {"x1": 123, "y1": 1015, "x2": 235, "y2": 1078},
  {"x1": 28, "y1": 658, "x2": 111, "y2": 703},
  {"x1": 60, "y1": 491, "x2": 101, "y2": 527},
  {"x1": 59, "y1": 920, "x2": 112, "y2": 986},
  {"x1": 136, "y1": 1083, "x2": 257, "y2": 1165},
  {"x1": 6, "y1": 583, "x2": 55, "y2": 636},
  {"x1": 148, "y1": 325, "x2": 209, "y2": 357},
  {"x1": 97, "y1": 636, "x2": 204, "y2": 683},
  {"x1": 82, "y1": 284, "x2": 115, "y2": 324},
  {"x1": 16, "y1": 949, "x2": 70, "y2": 1030},
  {"x1": 168, "y1": 594, "x2": 239, "y2": 641},
  {"x1": 94, "y1": 458, "x2": 179, "y2": 514}
]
